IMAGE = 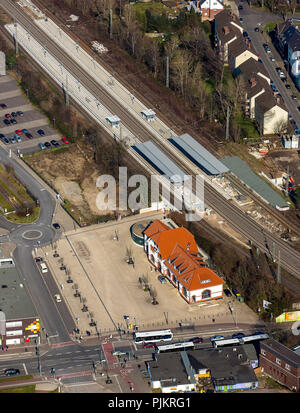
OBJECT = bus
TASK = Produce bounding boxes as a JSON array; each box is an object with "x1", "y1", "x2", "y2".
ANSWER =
[
  {"x1": 240, "y1": 334, "x2": 269, "y2": 344},
  {"x1": 134, "y1": 329, "x2": 173, "y2": 345},
  {"x1": 212, "y1": 338, "x2": 241, "y2": 348},
  {"x1": 156, "y1": 342, "x2": 195, "y2": 353}
]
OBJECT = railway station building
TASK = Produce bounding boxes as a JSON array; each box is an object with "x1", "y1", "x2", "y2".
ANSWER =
[{"x1": 143, "y1": 220, "x2": 224, "y2": 304}]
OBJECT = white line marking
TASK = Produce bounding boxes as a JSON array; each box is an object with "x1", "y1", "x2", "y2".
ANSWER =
[{"x1": 23, "y1": 363, "x2": 28, "y2": 375}]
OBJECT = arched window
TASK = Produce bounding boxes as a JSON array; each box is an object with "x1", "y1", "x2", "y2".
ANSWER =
[{"x1": 202, "y1": 290, "x2": 211, "y2": 299}]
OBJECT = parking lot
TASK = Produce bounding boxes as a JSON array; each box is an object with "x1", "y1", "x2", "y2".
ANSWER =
[
  {"x1": 37, "y1": 212, "x2": 260, "y2": 337},
  {"x1": 0, "y1": 74, "x2": 69, "y2": 154}
]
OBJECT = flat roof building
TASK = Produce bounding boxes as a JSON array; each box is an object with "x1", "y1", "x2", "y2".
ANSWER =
[
  {"x1": 0, "y1": 259, "x2": 40, "y2": 346},
  {"x1": 132, "y1": 140, "x2": 186, "y2": 185},
  {"x1": 169, "y1": 133, "x2": 229, "y2": 176}
]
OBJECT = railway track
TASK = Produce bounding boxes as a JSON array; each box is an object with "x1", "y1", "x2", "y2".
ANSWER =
[{"x1": 1, "y1": 0, "x2": 300, "y2": 280}]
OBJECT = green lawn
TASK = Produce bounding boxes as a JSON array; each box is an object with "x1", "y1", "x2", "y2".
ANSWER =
[{"x1": 6, "y1": 206, "x2": 40, "y2": 224}]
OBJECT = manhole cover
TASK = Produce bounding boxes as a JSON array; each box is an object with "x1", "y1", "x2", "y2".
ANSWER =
[{"x1": 22, "y1": 230, "x2": 43, "y2": 240}]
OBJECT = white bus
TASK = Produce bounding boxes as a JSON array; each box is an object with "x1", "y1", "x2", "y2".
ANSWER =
[
  {"x1": 212, "y1": 338, "x2": 241, "y2": 348},
  {"x1": 134, "y1": 329, "x2": 173, "y2": 344},
  {"x1": 240, "y1": 334, "x2": 269, "y2": 343},
  {"x1": 156, "y1": 342, "x2": 194, "y2": 353}
]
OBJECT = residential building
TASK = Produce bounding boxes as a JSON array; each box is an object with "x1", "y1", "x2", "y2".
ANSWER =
[
  {"x1": 187, "y1": 0, "x2": 224, "y2": 21},
  {"x1": 143, "y1": 220, "x2": 224, "y2": 304},
  {"x1": 214, "y1": 9, "x2": 243, "y2": 64},
  {"x1": 228, "y1": 37, "x2": 259, "y2": 69},
  {"x1": 0, "y1": 258, "x2": 40, "y2": 346},
  {"x1": 260, "y1": 339, "x2": 300, "y2": 392},
  {"x1": 254, "y1": 90, "x2": 288, "y2": 135},
  {"x1": 275, "y1": 19, "x2": 300, "y2": 90}
]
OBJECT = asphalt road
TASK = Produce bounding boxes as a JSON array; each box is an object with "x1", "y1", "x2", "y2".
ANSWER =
[{"x1": 2, "y1": 0, "x2": 300, "y2": 280}]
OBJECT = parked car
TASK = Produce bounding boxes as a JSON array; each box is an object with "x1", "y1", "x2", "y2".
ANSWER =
[
  {"x1": 232, "y1": 332, "x2": 245, "y2": 339},
  {"x1": 232, "y1": 288, "x2": 240, "y2": 297},
  {"x1": 0, "y1": 134, "x2": 5, "y2": 139},
  {"x1": 297, "y1": 106, "x2": 300, "y2": 112},
  {"x1": 40, "y1": 263, "x2": 48, "y2": 273},
  {"x1": 4, "y1": 368, "x2": 20, "y2": 376},
  {"x1": 0, "y1": 103, "x2": 7, "y2": 109},
  {"x1": 143, "y1": 342, "x2": 156, "y2": 348},
  {"x1": 21, "y1": 129, "x2": 29, "y2": 134},
  {"x1": 112, "y1": 350, "x2": 126, "y2": 356},
  {"x1": 11, "y1": 112, "x2": 17, "y2": 117},
  {"x1": 243, "y1": 31, "x2": 248, "y2": 38},
  {"x1": 15, "y1": 130, "x2": 23, "y2": 135},
  {"x1": 291, "y1": 95, "x2": 297, "y2": 100},
  {"x1": 54, "y1": 294, "x2": 62, "y2": 303},
  {"x1": 44, "y1": 141, "x2": 51, "y2": 148},
  {"x1": 4, "y1": 113, "x2": 11, "y2": 119},
  {"x1": 16, "y1": 135, "x2": 22, "y2": 143},
  {"x1": 34, "y1": 256, "x2": 43, "y2": 262},
  {"x1": 3, "y1": 119, "x2": 10, "y2": 126},
  {"x1": 238, "y1": 4, "x2": 243, "y2": 9},
  {"x1": 210, "y1": 335, "x2": 224, "y2": 341},
  {"x1": 39, "y1": 142, "x2": 46, "y2": 150},
  {"x1": 9, "y1": 136, "x2": 16, "y2": 144},
  {"x1": 1, "y1": 137, "x2": 9, "y2": 144},
  {"x1": 188, "y1": 337, "x2": 203, "y2": 344},
  {"x1": 37, "y1": 129, "x2": 45, "y2": 136},
  {"x1": 270, "y1": 55, "x2": 275, "y2": 62},
  {"x1": 17, "y1": 110, "x2": 24, "y2": 116},
  {"x1": 51, "y1": 139, "x2": 59, "y2": 146},
  {"x1": 158, "y1": 275, "x2": 166, "y2": 284},
  {"x1": 254, "y1": 27, "x2": 259, "y2": 32},
  {"x1": 62, "y1": 138, "x2": 70, "y2": 144},
  {"x1": 224, "y1": 288, "x2": 232, "y2": 297},
  {"x1": 10, "y1": 118, "x2": 17, "y2": 124},
  {"x1": 285, "y1": 84, "x2": 291, "y2": 89},
  {"x1": 25, "y1": 133, "x2": 33, "y2": 139},
  {"x1": 53, "y1": 223, "x2": 60, "y2": 229}
]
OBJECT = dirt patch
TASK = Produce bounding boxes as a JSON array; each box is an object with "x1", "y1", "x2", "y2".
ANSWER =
[{"x1": 25, "y1": 143, "x2": 107, "y2": 221}]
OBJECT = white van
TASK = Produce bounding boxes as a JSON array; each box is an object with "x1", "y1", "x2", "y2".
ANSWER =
[{"x1": 40, "y1": 263, "x2": 48, "y2": 273}]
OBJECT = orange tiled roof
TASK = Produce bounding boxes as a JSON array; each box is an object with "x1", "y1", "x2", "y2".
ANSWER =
[
  {"x1": 143, "y1": 219, "x2": 170, "y2": 238},
  {"x1": 166, "y1": 244, "x2": 224, "y2": 291},
  {"x1": 152, "y1": 227, "x2": 198, "y2": 260}
]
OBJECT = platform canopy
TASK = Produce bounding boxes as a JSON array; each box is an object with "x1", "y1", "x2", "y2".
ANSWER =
[
  {"x1": 132, "y1": 140, "x2": 185, "y2": 185},
  {"x1": 169, "y1": 133, "x2": 229, "y2": 176}
]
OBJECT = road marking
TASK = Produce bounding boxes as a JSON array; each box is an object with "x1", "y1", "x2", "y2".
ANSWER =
[{"x1": 23, "y1": 363, "x2": 28, "y2": 375}]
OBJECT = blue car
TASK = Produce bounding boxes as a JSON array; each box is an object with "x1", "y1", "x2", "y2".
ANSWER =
[
  {"x1": 37, "y1": 129, "x2": 45, "y2": 136},
  {"x1": 210, "y1": 335, "x2": 224, "y2": 342},
  {"x1": 9, "y1": 136, "x2": 16, "y2": 144},
  {"x1": 21, "y1": 128, "x2": 28, "y2": 134},
  {"x1": 2, "y1": 137, "x2": 9, "y2": 144}
]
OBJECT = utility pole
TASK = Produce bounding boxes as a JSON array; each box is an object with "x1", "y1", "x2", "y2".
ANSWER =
[
  {"x1": 109, "y1": 9, "x2": 113, "y2": 40},
  {"x1": 14, "y1": 22, "x2": 19, "y2": 56},
  {"x1": 225, "y1": 105, "x2": 230, "y2": 140},
  {"x1": 166, "y1": 56, "x2": 169, "y2": 88},
  {"x1": 285, "y1": 165, "x2": 289, "y2": 195},
  {"x1": 277, "y1": 250, "x2": 281, "y2": 284},
  {"x1": 65, "y1": 74, "x2": 69, "y2": 106},
  {"x1": 272, "y1": 242, "x2": 275, "y2": 262}
]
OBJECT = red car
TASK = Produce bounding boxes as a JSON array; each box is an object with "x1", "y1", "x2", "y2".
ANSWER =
[
  {"x1": 15, "y1": 130, "x2": 23, "y2": 135},
  {"x1": 62, "y1": 138, "x2": 69, "y2": 144},
  {"x1": 5, "y1": 113, "x2": 11, "y2": 119},
  {"x1": 143, "y1": 342, "x2": 156, "y2": 348}
]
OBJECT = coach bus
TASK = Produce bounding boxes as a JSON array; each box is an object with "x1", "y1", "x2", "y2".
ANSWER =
[
  {"x1": 156, "y1": 341, "x2": 195, "y2": 353},
  {"x1": 133, "y1": 329, "x2": 173, "y2": 344}
]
